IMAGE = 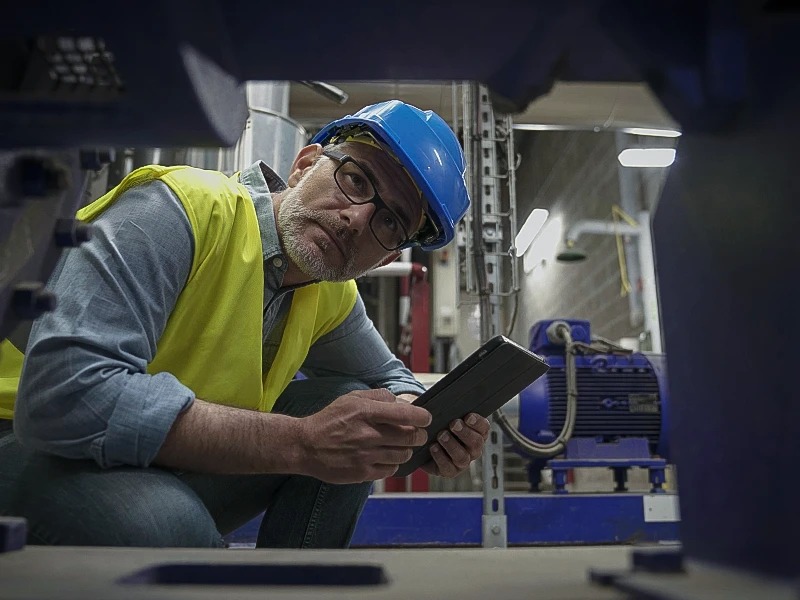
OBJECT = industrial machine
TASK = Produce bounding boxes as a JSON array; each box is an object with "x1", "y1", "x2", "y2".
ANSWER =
[
  {"x1": 517, "y1": 319, "x2": 669, "y2": 494},
  {"x1": 340, "y1": 319, "x2": 678, "y2": 548}
]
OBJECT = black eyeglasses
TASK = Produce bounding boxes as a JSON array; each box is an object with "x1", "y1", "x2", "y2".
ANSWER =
[{"x1": 322, "y1": 149, "x2": 416, "y2": 251}]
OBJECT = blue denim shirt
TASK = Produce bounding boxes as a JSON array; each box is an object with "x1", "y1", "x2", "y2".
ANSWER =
[{"x1": 13, "y1": 162, "x2": 425, "y2": 469}]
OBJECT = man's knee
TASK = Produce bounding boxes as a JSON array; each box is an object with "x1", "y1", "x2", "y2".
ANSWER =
[
  {"x1": 273, "y1": 377, "x2": 371, "y2": 418},
  {"x1": 3, "y1": 449, "x2": 223, "y2": 548}
]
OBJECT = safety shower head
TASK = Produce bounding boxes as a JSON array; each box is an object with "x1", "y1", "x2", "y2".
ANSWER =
[{"x1": 556, "y1": 241, "x2": 587, "y2": 262}]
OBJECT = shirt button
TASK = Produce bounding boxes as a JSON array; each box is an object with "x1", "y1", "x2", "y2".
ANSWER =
[{"x1": 272, "y1": 257, "x2": 283, "y2": 268}]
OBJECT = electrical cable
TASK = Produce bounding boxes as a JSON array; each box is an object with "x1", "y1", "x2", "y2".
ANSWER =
[
  {"x1": 504, "y1": 289, "x2": 519, "y2": 337},
  {"x1": 494, "y1": 321, "x2": 579, "y2": 457},
  {"x1": 612, "y1": 205, "x2": 639, "y2": 297},
  {"x1": 468, "y1": 85, "x2": 492, "y2": 344}
]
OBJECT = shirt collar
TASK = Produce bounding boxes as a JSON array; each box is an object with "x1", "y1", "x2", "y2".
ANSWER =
[{"x1": 239, "y1": 161, "x2": 287, "y2": 262}]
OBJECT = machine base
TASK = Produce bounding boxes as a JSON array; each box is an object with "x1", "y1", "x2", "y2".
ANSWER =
[
  {"x1": 548, "y1": 459, "x2": 667, "y2": 494},
  {"x1": 225, "y1": 493, "x2": 680, "y2": 547}
]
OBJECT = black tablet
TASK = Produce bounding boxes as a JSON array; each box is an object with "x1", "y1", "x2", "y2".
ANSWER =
[{"x1": 394, "y1": 335, "x2": 550, "y2": 477}]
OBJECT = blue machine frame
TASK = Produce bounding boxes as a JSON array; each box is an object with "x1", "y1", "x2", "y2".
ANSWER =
[{"x1": 225, "y1": 494, "x2": 680, "y2": 548}]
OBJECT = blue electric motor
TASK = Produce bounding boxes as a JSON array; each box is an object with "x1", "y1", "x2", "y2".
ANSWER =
[{"x1": 518, "y1": 319, "x2": 670, "y2": 461}]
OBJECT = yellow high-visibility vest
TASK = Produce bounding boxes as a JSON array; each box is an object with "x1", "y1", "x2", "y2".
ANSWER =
[{"x1": 0, "y1": 165, "x2": 357, "y2": 419}]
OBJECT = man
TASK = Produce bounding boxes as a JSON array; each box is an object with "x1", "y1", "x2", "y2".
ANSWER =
[{"x1": 0, "y1": 100, "x2": 487, "y2": 548}]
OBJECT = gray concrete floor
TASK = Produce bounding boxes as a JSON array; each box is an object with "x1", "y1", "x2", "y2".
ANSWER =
[{"x1": 0, "y1": 545, "x2": 633, "y2": 600}]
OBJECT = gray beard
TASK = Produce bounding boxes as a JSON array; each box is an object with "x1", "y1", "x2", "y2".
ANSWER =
[{"x1": 278, "y1": 192, "x2": 376, "y2": 282}]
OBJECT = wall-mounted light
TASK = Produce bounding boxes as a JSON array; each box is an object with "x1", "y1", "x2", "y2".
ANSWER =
[
  {"x1": 618, "y1": 148, "x2": 676, "y2": 168},
  {"x1": 514, "y1": 208, "x2": 549, "y2": 256},
  {"x1": 523, "y1": 217, "x2": 563, "y2": 274}
]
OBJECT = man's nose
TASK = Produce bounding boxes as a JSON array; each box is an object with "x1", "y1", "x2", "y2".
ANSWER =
[{"x1": 340, "y1": 202, "x2": 376, "y2": 236}]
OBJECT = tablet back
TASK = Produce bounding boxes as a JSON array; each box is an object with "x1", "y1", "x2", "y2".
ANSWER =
[{"x1": 394, "y1": 335, "x2": 549, "y2": 477}]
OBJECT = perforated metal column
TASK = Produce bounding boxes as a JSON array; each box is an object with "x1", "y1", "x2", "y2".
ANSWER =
[{"x1": 477, "y1": 84, "x2": 507, "y2": 548}]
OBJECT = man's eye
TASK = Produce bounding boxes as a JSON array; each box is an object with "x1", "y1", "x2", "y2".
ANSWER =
[
  {"x1": 346, "y1": 173, "x2": 366, "y2": 192},
  {"x1": 382, "y1": 212, "x2": 399, "y2": 233}
]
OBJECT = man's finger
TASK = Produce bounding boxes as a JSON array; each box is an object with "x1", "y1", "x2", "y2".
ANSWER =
[
  {"x1": 449, "y1": 419, "x2": 485, "y2": 460},
  {"x1": 374, "y1": 424, "x2": 428, "y2": 447},
  {"x1": 371, "y1": 464, "x2": 400, "y2": 480},
  {"x1": 437, "y1": 430, "x2": 471, "y2": 470},
  {"x1": 374, "y1": 447, "x2": 414, "y2": 465},
  {"x1": 421, "y1": 459, "x2": 440, "y2": 477},
  {"x1": 430, "y1": 443, "x2": 457, "y2": 477},
  {"x1": 367, "y1": 401, "x2": 432, "y2": 427},
  {"x1": 465, "y1": 413, "x2": 490, "y2": 438}
]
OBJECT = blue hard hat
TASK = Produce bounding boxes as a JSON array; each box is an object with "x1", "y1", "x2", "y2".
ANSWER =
[{"x1": 311, "y1": 100, "x2": 470, "y2": 250}]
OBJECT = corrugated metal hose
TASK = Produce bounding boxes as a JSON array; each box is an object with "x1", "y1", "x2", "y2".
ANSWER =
[{"x1": 494, "y1": 321, "x2": 578, "y2": 457}]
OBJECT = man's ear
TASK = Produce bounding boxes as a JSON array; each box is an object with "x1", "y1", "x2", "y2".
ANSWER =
[
  {"x1": 377, "y1": 251, "x2": 402, "y2": 268},
  {"x1": 286, "y1": 144, "x2": 324, "y2": 187}
]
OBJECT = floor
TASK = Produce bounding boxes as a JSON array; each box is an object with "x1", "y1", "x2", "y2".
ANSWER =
[{"x1": 0, "y1": 545, "x2": 634, "y2": 600}]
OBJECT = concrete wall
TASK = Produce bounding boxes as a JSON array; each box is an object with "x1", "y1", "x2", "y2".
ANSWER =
[{"x1": 507, "y1": 130, "x2": 670, "y2": 348}]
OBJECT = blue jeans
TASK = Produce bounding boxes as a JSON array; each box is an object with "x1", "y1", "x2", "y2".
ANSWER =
[{"x1": 0, "y1": 378, "x2": 372, "y2": 548}]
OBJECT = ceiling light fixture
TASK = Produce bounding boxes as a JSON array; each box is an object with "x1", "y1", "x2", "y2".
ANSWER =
[{"x1": 618, "y1": 148, "x2": 676, "y2": 168}]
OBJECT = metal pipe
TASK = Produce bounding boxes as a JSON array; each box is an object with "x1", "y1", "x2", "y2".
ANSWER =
[
  {"x1": 561, "y1": 213, "x2": 663, "y2": 353},
  {"x1": 462, "y1": 81, "x2": 475, "y2": 296},
  {"x1": 564, "y1": 220, "x2": 640, "y2": 244},
  {"x1": 377, "y1": 277, "x2": 392, "y2": 350},
  {"x1": 297, "y1": 81, "x2": 349, "y2": 105},
  {"x1": 470, "y1": 91, "x2": 491, "y2": 344},
  {"x1": 247, "y1": 81, "x2": 290, "y2": 114},
  {"x1": 615, "y1": 131, "x2": 645, "y2": 329},
  {"x1": 122, "y1": 154, "x2": 134, "y2": 178},
  {"x1": 506, "y1": 115, "x2": 520, "y2": 307},
  {"x1": 451, "y1": 81, "x2": 459, "y2": 134},
  {"x1": 452, "y1": 81, "x2": 462, "y2": 307},
  {"x1": 433, "y1": 339, "x2": 446, "y2": 374},
  {"x1": 636, "y1": 211, "x2": 663, "y2": 353}
]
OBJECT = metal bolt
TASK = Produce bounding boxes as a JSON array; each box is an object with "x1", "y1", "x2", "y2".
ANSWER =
[
  {"x1": 14, "y1": 157, "x2": 70, "y2": 198},
  {"x1": 491, "y1": 525, "x2": 501, "y2": 535},
  {"x1": 12, "y1": 283, "x2": 57, "y2": 320},
  {"x1": 54, "y1": 218, "x2": 94, "y2": 247},
  {"x1": 79, "y1": 148, "x2": 116, "y2": 171}
]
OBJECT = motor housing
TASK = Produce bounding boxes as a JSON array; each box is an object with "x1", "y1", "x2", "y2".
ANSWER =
[{"x1": 518, "y1": 319, "x2": 670, "y2": 460}]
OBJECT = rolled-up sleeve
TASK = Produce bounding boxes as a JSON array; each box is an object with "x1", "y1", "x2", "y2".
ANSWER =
[
  {"x1": 300, "y1": 294, "x2": 426, "y2": 397},
  {"x1": 14, "y1": 181, "x2": 196, "y2": 468}
]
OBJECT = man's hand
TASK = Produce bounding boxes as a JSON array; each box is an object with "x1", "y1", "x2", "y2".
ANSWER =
[
  {"x1": 296, "y1": 388, "x2": 431, "y2": 484},
  {"x1": 396, "y1": 393, "x2": 420, "y2": 404},
  {"x1": 421, "y1": 413, "x2": 490, "y2": 478}
]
